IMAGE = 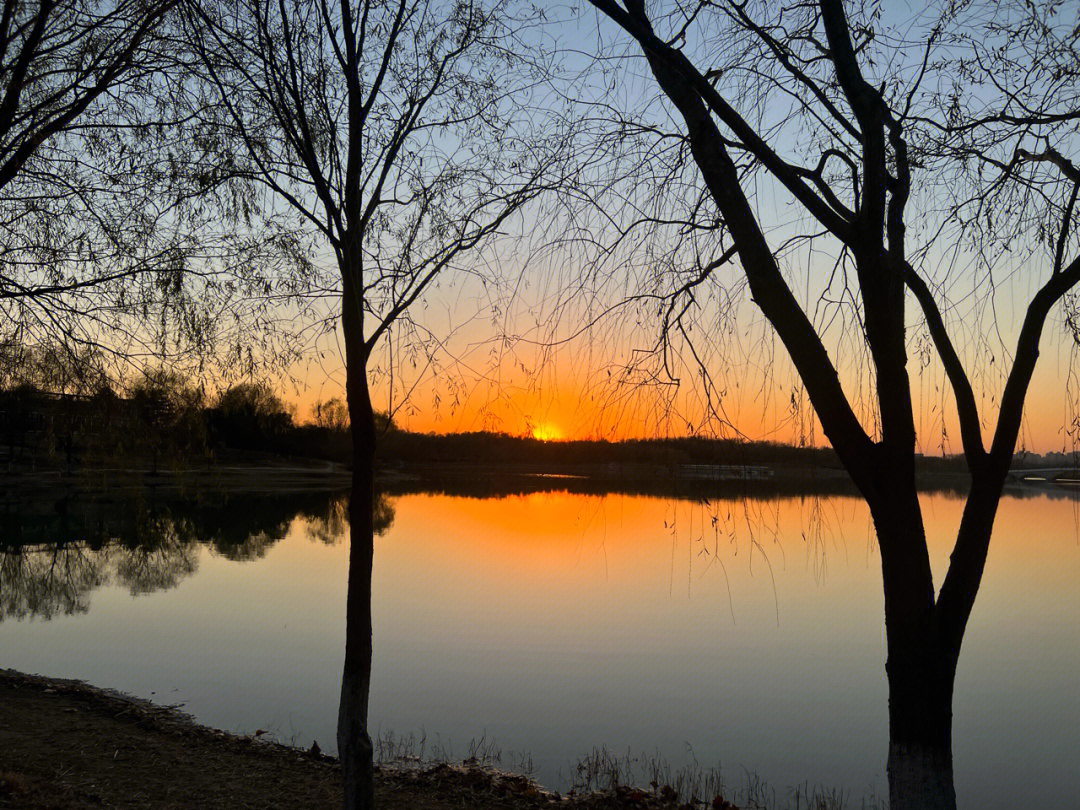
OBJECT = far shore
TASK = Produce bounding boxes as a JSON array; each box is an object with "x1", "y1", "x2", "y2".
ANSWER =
[{"x1": 0, "y1": 450, "x2": 976, "y2": 501}]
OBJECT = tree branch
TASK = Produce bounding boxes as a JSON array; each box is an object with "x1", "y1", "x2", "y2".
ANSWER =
[{"x1": 903, "y1": 262, "x2": 985, "y2": 467}]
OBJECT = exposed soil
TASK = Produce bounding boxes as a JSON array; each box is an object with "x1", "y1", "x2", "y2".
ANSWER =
[{"x1": 0, "y1": 670, "x2": 730, "y2": 810}]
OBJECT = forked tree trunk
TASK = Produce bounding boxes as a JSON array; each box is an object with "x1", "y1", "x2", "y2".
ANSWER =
[
  {"x1": 338, "y1": 265, "x2": 377, "y2": 810},
  {"x1": 577, "y1": 4, "x2": 1072, "y2": 808}
]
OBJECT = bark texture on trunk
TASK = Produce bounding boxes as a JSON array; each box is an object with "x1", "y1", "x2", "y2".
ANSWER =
[
  {"x1": 884, "y1": 623, "x2": 958, "y2": 810},
  {"x1": 888, "y1": 741, "x2": 957, "y2": 810}
]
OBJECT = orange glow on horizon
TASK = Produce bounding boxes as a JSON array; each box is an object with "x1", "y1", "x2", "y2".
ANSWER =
[
  {"x1": 292, "y1": 329, "x2": 1080, "y2": 455},
  {"x1": 531, "y1": 422, "x2": 563, "y2": 441}
]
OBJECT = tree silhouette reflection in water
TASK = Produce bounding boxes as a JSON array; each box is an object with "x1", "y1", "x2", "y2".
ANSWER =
[
  {"x1": 0, "y1": 491, "x2": 395, "y2": 622},
  {"x1": 2, "y1": 482, "x2": 1078, "y2": 805}
]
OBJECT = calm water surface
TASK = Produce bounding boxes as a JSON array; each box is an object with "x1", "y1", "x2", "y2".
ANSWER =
[{"x1": 1, "y1": 488, "x2": 1078, "y2": 807}]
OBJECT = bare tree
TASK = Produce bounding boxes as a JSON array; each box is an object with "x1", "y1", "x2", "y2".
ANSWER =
[
  {"x1": 0, "y1": 0, "x2": 177, "y2": 346},
  {"x1": 578, "y1": 1, "x2": 1080, "y2": 808},
  {"x1": 182, "y1": 0, "x2": 565, "y2": 805},
  {"x1": 0, "y1": 0, "x2": 309, "y2": 385}
]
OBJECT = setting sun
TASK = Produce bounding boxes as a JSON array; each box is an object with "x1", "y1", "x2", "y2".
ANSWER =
[{"x1": 531, "y1": 423, "x2": 562, "y2": 442}]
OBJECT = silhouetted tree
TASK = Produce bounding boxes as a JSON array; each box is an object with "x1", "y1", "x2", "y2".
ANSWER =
[
  {"x1": 582, "y1": 2, "x2": 1079, "y2": 808},
  {"x1": 0, "y1": 0, "x2": 320, "y2": 397},
  {"x1": 0, "y1": 342, "x2": 117, "y2": 463},
  {"x1": 209, "y1": 382, "x2": 294, "y2": 450},
  {"x1": 181, "y1": 0, "x2": 566, "y2": 804},
  {"x1": 314, "y1": 398, "x2": 351, "y2": 431},
  {"x1": 129, "y1": 368, "x2": 206, "y2": 465},
  {"x1": 0, "y1": 0, "x2": 185, "y2": 352}
]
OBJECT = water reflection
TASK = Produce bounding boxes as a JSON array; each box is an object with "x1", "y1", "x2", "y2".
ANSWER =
[
  {"x1": 0, "y1": 490, "x2": 394, "y2": 621},
  {"x1": 1, "y1": 542, "x2": 108, "y2": 620},
  {"x1": 0, "y1": 481, "x2": 1077, "y2": 808}
]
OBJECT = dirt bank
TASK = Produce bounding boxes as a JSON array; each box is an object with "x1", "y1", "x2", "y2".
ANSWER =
[{"x1": 0, "y1": 670, "x2": 729, "y2": 810}]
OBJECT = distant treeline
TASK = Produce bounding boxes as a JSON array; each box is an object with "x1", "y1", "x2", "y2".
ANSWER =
[
  {"x1": 1, "y1": 380, "x2": 260, "y2": 466},
  {"x1": 0, "y1": 377, "x2": 845, "y2": 470},
  {"x1": 0, "y1": 375, "x2": 358, "y2": 467},
  {"x1": 2, "y1": 376, "x2": 1050, "y2": 475},
  {"x1": 378, "y1": 430, "x2": 842, "y2": 468}
]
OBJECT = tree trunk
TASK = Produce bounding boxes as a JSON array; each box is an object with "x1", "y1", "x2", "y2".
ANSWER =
[
  {"x1": 872, "y1": 489, "x2": 959, "y2": 810},
  {"x1": 339, "y1": 443, "x2": 376, "y2": 810},
  {"x1": 885, "y1": 477, "x2": 1003, "y2": 810},
  {"x1": 338, "y1": 263, "x2": 376, "y2": 810},
  {"x1": 885, "y1": 637, "x2": 958, "y2": 810}
]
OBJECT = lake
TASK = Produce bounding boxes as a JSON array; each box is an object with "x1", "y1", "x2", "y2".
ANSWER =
[{"x1": 1, "y1": 485, "x2": 1078, "y2": 807}]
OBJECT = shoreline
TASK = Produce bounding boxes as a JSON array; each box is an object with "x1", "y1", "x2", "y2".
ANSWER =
[
  {"x1": 0, "y1": 669, "x2": 877, "y2": 810},
  {"x1": 0, "y1": 669, "x2": 738, "y2": 810},
  {"x1": 0, "y1": 455, "x2": 974, "y2": 499}
]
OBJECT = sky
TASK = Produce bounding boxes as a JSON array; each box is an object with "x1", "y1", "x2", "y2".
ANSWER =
[
  {"x1": 287, "y1": 246, "x2": 1080, "y2": 456},
  {"x1": 272, "y1": 0, "x2": 1080, "y2": 456}
]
